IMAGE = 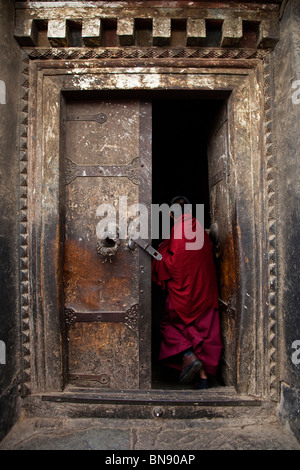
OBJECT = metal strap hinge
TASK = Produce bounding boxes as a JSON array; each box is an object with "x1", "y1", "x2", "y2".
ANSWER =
[{"x1": 128, "y1": 237, "x2": 162, "y2": 260}]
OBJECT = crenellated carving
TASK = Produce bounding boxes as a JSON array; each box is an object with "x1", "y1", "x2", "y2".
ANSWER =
[
  {"x1": 221, "y1": 17, "x2": 243, "y2": 47},
  {"x1": 82, "y1": 18, "x2": 102, "y2": 47},
  {"x1": 117, "y1": 18, "x2": 135, "y2": 46},
  {"x1": 14, "y1": 4, "x2": 279, "y2": 50},
  {"x1": 48, "y1": 19, "x2": 71, "y2": 47}
]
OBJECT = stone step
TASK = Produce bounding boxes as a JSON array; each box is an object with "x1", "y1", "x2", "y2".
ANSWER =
[{"x1": 22, "y1": 385, "x2": 274, "y2": 420}]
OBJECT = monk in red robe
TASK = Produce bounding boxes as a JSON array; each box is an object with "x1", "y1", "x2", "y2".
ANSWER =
[{"x1": 152, "y1": 197, "x2": 222, "y2": 389}]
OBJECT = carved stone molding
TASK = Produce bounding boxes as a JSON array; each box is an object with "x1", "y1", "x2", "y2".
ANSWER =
[
  {"x1": 263, "y1": 54, "x2": 279, "y2": 401},
  {"x1": 14, "y1": 3, "x2": 280, "y2": 50},
  {"x1": 26, "y1": 46, "x2": 268, "y2": 62},
  {"x1": 18, "y1": 42, "x2": 279, "y2": 399},
  {"x1": 18, "y1": 51, "x2": 31, "y2": 398}
]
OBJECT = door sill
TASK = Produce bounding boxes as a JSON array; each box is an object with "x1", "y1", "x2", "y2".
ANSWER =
[{"x1": 41, "y1": 385, "x2": 261, "y2": 407}]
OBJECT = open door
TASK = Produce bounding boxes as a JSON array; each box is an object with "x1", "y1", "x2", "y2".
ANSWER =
[
  {"x1": 63, "y1": 99, "x2": 152, "y2": 389},
  {"x1": 207, "y1": 99, "x2": 237, "y2": 386}
]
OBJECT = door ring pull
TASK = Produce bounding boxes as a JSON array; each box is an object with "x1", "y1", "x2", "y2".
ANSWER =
[{"x1": 96, "y1": 228, "x2": 120, "y2": 258}]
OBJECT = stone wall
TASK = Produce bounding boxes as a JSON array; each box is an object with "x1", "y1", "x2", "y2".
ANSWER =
[
  {"x1": 274, "y1": 0, "x2": 300, "y2": 442},
  {"x1": 0, "y1": 0, "x2": 22, "y2": 441}
]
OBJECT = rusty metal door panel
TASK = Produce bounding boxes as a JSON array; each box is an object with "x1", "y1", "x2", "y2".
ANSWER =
[
  {"x1": 63, "y1": 99, "x2": 151, "y2": 389},
  {"x1": 64, "y1": 177, "x2": 138, "y2": 311},
  {"x1": 207, "y1": 100, "x2": 237, "y2": 386}
]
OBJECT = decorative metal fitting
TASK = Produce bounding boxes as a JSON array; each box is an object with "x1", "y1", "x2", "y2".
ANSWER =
[{"x1": 96, "y1": 227, "x2": 120, "y2": 258}]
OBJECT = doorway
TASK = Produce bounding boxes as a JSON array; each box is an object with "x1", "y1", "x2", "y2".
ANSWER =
[
  {"x1": 151, "y1": 97, "x2": 231, "y2": 389},
  {"x1": 27, "y1": 63, "x2": 269, "y2": 401},
  {"x1": 62, "y1": 93, "x2": 236, "y2": 391}
]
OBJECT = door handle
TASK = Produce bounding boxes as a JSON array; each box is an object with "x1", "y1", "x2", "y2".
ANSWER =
[{"x1": 128, "y1": 237, "x2": 163, "y2": 260}]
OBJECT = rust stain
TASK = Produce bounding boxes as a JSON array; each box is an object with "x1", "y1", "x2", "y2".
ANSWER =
[
  {"x1": 63, "y1": 238, "x2": 137, "y2": 311},
  {"x1": 219, "y1": 232, "x2": 237, "y2": 304}
]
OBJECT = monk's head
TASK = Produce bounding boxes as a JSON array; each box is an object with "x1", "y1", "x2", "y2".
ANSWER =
[{"x1": 169, "y1": 196, "x2": 191, "y2": 220}]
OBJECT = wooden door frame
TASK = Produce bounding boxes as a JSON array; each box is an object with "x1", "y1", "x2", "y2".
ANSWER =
[{"x1": 22, "y1": 55, "x2": 277, "y2": 399}]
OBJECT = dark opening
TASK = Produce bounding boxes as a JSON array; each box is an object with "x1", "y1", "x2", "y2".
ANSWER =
[{"x1": 151, "y1": 98, "x2": 225, "y2": 389}]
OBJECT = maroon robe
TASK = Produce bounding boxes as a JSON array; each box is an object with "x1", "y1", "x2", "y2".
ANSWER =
[{"x1": 152, "y1": 213, "x2": 222, "y2": 375}]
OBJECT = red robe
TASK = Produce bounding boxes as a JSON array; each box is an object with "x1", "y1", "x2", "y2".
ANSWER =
[
  {"x1": 152, "y1": 213, "x2": 219, "y2": 325},
  {"x1": 152, "y1": 213, "x2": 222, "y2": 375}
]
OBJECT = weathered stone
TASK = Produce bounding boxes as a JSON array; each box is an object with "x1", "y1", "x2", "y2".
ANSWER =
[
  {"x1": 48, "y1": 19, "x2": 70, "y2": 47},
  {"x1": 221, "y1": 17, "x2": 243, "y2": 47},
  {"x1": 82, "y1": 19, "x2": 102, "y2": 47},
  {"x1": 14, "y1": 18, "x2": 38, "y2": 46},
  {"x1": 14, "y1": 2, "x2": 280, "y2": 51},
  {"x1": 0, "y1": 0, "x2": 22, "y2": 443},
  {"x1": 1, "y1": 410, "x2": 300, "y2": 450},
  {"x1": 273, "y1": 0, "x2": 300, "y2": 443},
  {"x1": 257, "y1": 19, "x2": 279, "y2": 49},
  {"x1": 152, "y1": 18, "x2": 171, "y2": 46},
  {"x1": 117, "y1": 18, "x2": 135, "y2": 46},
  {"x1": 186, "y1": 18, "x2": 206, "y2": 46}
]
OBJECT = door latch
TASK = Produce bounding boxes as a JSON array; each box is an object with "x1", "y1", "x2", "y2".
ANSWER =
[
  {"x1": 66, "y1": 113, "x2": 107, "y2": 125},
  {"x1": 128, "y1": 237, "x2": 162, "y2": 260}
]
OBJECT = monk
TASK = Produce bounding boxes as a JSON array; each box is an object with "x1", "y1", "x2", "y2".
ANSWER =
[{"x1": 152, "y1": 196, "x2": 222, "y2": 389}]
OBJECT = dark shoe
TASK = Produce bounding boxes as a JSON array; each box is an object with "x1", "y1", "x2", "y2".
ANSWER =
[
  {"x1": 195, "y1": 378, "x2": 208, "y2": 389},
  {"x1": 179, "y1": 352, "x2": 203, "y2": 384}
]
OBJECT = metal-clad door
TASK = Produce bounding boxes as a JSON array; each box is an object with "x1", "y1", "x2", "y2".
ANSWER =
[
  {"x1": 63, "y1": 99, "x2": 152, "y2": 389},
  {"x1": 207, "y1": 100, "x2": 237, "y2": 386}
]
